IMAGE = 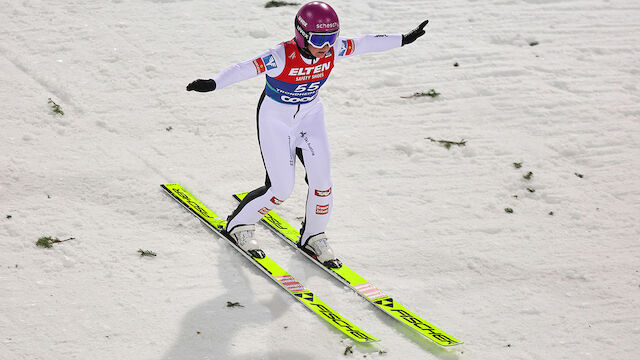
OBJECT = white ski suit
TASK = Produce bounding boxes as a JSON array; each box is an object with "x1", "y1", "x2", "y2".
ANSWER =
[{"x1": 217, "y1": 34, "x2": 402, "y2": 245}]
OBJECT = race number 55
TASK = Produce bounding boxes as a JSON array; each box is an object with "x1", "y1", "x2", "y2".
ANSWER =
[{"x1": 294, "y1": 82, "x2": 321, "y2": 93}]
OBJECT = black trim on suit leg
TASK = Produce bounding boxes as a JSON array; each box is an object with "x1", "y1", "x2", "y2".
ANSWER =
[
  {"x1": 296, "y1": 148, "x2": 308, "y2": 244},
  {"x1": 295, "y1": 147, "x2": 309, "y2": 185},
  {"x1": 296, "y1": 147, "x2": 321, "y2": 247},
  {"x1": 227, "y1": 90, "x2": 270, "y2": 231}
]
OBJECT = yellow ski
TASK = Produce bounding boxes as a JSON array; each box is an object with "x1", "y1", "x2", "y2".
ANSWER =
[
  {"x1": 161, "y1": 184, "x2": 378, "y2": 343},
  {"x1": 235, "y1": 191, "x2": 462, "y2": 347}
]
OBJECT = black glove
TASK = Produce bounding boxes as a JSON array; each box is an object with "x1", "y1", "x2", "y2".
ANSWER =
[
  {"x1": 186, "y1": 79, "x2": 217, "y2": 92},
  {"x1": 402, "y1": 20, "x2": 429, "y2": 46}
]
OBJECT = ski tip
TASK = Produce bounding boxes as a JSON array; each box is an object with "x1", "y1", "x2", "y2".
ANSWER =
[
  {"x1": 353, "y1": 337, "x2": 381, "y2": 344},
  {"x1": 440, "y1": 339, "x2": 464, "y2": 347}
]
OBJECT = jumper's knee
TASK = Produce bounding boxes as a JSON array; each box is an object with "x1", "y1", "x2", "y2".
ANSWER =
[{"x1": 267, "y1": 183, "x2": 294, "y2": 205}]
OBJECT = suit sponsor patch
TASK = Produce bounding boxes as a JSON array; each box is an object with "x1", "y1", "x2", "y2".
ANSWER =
[
  {"x1": 253, "y1": 57, "x2": 266, "y2": 74},
  {"x1": 263, "y1": 54, "x2": 277, "y2": 70},
  {"x1": 314, "y1": 187, "x2": 332, "y2": 197},
  {"x1": 316, "y1": 204, "x2": 329, "y2": 215},
  {"x1": 338, "y1": 39, "x2": 355, "y2": 56}
]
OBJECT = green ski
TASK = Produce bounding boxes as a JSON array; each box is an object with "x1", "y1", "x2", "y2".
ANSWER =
[
  {"x1": 161, "y1": 184, "x2": 378, "y2": 343},
  {"x1": 234, "y1": 191, "x2": 463, "y2": 347}
]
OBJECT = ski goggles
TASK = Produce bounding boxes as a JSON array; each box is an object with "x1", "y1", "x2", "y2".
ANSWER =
[{"x1": 307, "y1": 31, "x2": 340, "y2": 49}]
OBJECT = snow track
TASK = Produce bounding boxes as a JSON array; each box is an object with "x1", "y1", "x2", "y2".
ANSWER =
[{"x1": 2, "y1": 0, "x2": 639, "y2": 359}]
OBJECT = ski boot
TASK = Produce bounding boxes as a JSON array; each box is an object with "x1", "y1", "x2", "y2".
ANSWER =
[
  {"x1": 300, "y1": 233, "x2": 342, "y2": 269},
  {"x1": 228, "y1": 224, "x2": 265, "y2": 259}
]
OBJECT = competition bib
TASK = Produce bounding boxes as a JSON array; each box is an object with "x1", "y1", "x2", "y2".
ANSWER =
[{"x1": 265, "y1": 40, "x2": 334, "y2": 104}]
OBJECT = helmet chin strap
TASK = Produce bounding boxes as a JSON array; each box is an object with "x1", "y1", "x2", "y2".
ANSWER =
[{"x1": 295, "y1": 40, "x2": 317, "y2": 60}]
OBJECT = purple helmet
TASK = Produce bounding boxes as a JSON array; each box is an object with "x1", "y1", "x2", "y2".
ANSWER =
[{"x1": 294, "y1": 2, "x2": 340, "y2": 49}]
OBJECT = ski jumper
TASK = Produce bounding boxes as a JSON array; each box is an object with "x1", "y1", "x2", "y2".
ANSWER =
[{"x1": 214, "y1": 34, "x2": 402, "y2": 245}]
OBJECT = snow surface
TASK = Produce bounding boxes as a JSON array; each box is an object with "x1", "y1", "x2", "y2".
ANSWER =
[{"x1": 2, "y1": 0, "x2": 639, "y2": 359}]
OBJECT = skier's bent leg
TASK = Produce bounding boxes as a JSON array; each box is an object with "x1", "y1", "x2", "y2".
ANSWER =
[{"x1": 226, "y1": 182, "x2": 293, "y2": 233}]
